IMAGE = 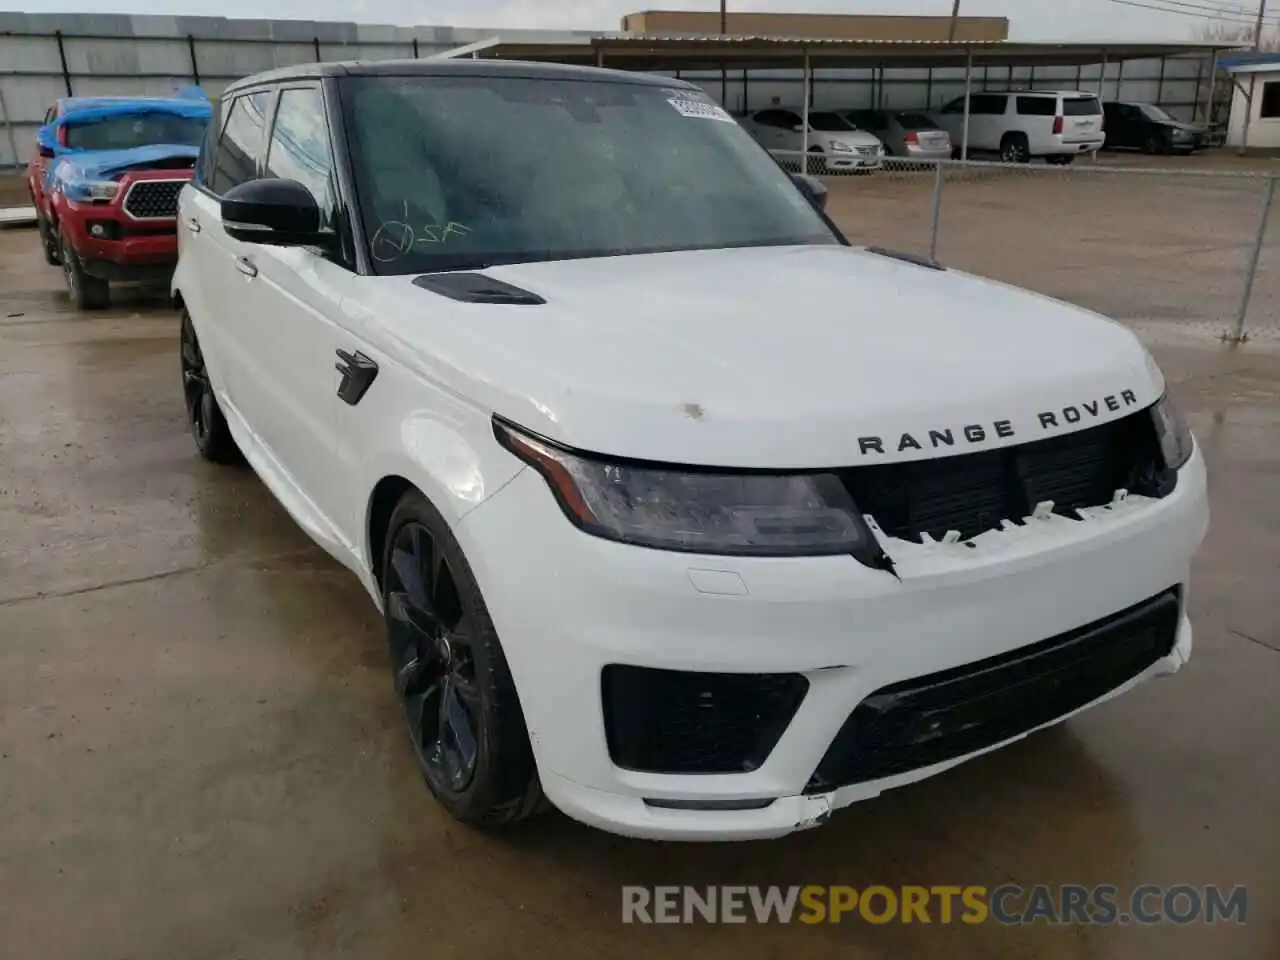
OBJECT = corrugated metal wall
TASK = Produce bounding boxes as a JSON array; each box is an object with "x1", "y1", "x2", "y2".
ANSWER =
[
  {"x1": 0, "y1": 13, "x2": 593, "y2": 167},
  {"x1": 0, "y1": 12, "x2": 1215, "y2": 169}
]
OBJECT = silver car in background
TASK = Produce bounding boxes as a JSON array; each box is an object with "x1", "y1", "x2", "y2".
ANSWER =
[{"x1": 841, "y1": 110, "x2": 953, "y2": 160}]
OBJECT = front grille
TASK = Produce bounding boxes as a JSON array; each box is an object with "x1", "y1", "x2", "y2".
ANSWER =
[
  {"x1": 842, "y1": 410, "x2": 1170, "y2": 543},
  {"x1": 856, "y1": 145, "x2": 879, "y2": 156},
  {"x1": 602, "y1": 665, "x2": 808, "y2": 774},
  {"x1": 123, "y1": 180, "x2": 185, "y2": 220},
  {"x1": 805, "y1": 588, "x2": 1181, "y2": 792}
]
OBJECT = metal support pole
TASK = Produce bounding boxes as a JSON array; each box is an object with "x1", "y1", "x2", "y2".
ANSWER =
[
  {"x1": 1232, "y1": 175, "x2": 1276, "y2": 343},
  {"x1": 1241, "y1": 0, "x2": 1268, "y2": 153},
  {"x1": 1155, "y1": 56, "x2": 1166, "y2": 109},
  {"x1": 0, "y1": 89, "x2": 20, "y2": 174},
  {"x1": 597, "y1": 47, "x2": 604, "y2": 67},
  {"x1": 1099, "y1": 48, "x2": 1108, "y2": 98},
  {"x1": 720, "y1": 0, "x2": 728, "y2": 108},
  {"x1": 55, "y1": 30, "x2": 73, "y2": 96},
  {"x1": 187, "y1": 34, "x2": 200, "y2": 84},
  {"x1": 412, "y1": 38, "x2": 420, "y2": 59},
  {"x1": 313, "y1": 37, "x2": 322, "y2": 62},
  {"x1": 1206, "y1": 49, "x2": 1218, "y2": 124},
  {"x1": 961, "y1": 46, "x2": 972, "y2": 161},
  {"x1": 742, "y1": 69, "x2": 749, "y2": 114},
  {"x1": 928, "y1": 159, "x2": 944, "y2": 262},
  {"x1": 801, "y1": 47, "x2": 811, "y2": 175},
  {"x1": 925, "y1": 66, "x2": 933, "y2": 108},
  {"x1": 948, "y1": 0, "x2": 962, "y2": 42}
]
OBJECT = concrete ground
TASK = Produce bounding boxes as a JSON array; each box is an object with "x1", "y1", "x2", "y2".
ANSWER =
[{"x1": 1, "y1": 193, "x2": 1277, "y2": 958}]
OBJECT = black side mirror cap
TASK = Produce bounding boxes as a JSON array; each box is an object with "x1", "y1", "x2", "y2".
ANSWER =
[
  {"x1": 792, "y1": 173, "x2": 828, "y2": 213},
  {"x1": 221, "y1": 177, "x2": 328, "y2": 248}
]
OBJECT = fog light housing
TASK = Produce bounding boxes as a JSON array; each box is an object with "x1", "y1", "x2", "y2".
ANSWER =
[{"x1": 90, "y1": 223, "x2": 106, "y2": 237}]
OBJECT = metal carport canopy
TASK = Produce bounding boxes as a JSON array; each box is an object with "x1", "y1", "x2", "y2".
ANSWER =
[{"x1": 441, "y1": 35, "x2": 1237, "y2": 71}]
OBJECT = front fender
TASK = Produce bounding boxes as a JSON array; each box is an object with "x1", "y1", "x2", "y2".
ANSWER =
[{"x1": 355, "y1": 404, "x2": 525, "y2": 598}]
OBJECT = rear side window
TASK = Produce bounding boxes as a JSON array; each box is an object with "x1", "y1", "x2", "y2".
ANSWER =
[
  {"x1": 895, "y1": 112, "x2": 938, "y2": 129},
  {"x1": 1063, "y1": 97, "x2": 1102, "y2": 116},
  {"x1": 211, "y1": 91, "x2": 270, "y2": 196},
  {"x1": 971, "y1": 95, "x2": 1007, "y2": 115},
  {"x1": 1016, "y1": 97, "x2": 1057, "y2": 117}
]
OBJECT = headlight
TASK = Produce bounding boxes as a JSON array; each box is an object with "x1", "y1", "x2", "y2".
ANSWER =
[
  {"x1": 828, "y1": 141, "x2": 854, "y2": 153},
  {"x1": 494, "y1": 419, "x2": 883, "y2": 559},
  {"x1": 83, "y1": 180, "x2": 120, "y2": 200},
  {"x1": 1150, "y1": 394, "x2": 1194, "y2": 469}
]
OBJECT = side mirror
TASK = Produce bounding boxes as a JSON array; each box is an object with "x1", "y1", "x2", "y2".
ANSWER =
[
  {"x1": 38, "y1": 143, "x2": 55, "y2": 159},
  {"x1": 221, "y1": 178, "x2": 327, "y2": 247},
  {"x1": 792, "y1": 173, "x2": 828, "y2": 213}
]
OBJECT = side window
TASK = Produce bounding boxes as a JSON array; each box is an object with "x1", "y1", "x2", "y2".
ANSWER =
[
  {"x1": 210, "y1": 91, "x2": 270, "y2": 196},
  {"x1": 753, "y1": 109, "x2": 782, "y2": 128},
  {"x1": 941, "y1": 97, "x2": 963, "y2": 114},
  {"x1": 264, "y1": 87, "x2": 334, "y2": 222},
  {"x1": 1016, "y1": 96, "x2": 1056, "y2": 117},
  {"x1": 780, "y1": 110, "x2": 803, "y2": 128},
  {"x1": 973, "y1": 95, "x2": 1007, "y2": 116}
]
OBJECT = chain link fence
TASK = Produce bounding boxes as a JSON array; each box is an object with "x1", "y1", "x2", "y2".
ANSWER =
[{"x1": 770, "y1": 150, "x2": 1278, "y2": 345}]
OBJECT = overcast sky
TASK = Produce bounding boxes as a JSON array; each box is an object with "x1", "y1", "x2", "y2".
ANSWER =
[{"x1": 3, "y1": 0, "x2": 1262, "y2": 41}]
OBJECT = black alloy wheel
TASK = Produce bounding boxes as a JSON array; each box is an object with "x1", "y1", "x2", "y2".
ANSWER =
[
  {"x1": 179, "y1": 311, "x2": 238, "y2": 464},
  {"x1": 381, "y1": 491, "x2": 544, "y2": 826},
  {"x1": 386, "y1": 520, "x2": 484, "y2": 796}
]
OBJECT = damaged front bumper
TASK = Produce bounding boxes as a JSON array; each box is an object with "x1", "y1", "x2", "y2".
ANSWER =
[{"x1": 459, "y1": 447, "x2": 1208, "y2": 841}]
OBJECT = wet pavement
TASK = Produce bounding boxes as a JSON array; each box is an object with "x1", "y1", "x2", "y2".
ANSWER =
[{"x1": 0, "y1": 225, "x2": 1276, "y2": 960}]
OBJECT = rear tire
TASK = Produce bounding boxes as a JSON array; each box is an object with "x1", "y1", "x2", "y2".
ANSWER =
[
  {"x1": 1000, "y1": 133, "x2": 1031, "y2": 164},
  {"x1": 180, "y1": 310, "x2": 240, "y2": 465},
  {"x1": 382, "y1": 489, "x2": 545, "y2": 828},
  {"x1": 60, "y1": 234, "x2": 109, "y2": 310}
]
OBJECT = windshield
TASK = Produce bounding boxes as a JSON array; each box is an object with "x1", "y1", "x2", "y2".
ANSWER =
[
  {"x1": 341, "y1": 75, "x2": 839, "y2": 275},
  {"x1": 63, "y1": 113, "x2": 208, "y2": 150},
  {"x1": 809, "y1": 111, "x2": 855, "y2": 132},
  {"x1": 1139, "y1": 104, "x2": 1175, "y2": 122}
]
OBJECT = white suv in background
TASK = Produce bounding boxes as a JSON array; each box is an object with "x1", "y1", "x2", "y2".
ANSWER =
[{"x1": 934, "y1": 90, "x2": 1106, "y2": 164}]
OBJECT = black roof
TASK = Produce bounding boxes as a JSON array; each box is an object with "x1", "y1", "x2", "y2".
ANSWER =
[{"x1": 223, "y1": 57, "x2": 695, "y2": 96}]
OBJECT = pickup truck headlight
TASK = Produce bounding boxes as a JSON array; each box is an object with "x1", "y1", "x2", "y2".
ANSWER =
[
  {"x1": 1151, "y1": 394, "x2": 1194, "y2": 469},
  {"x1": 83, "y1": 181, "x2": 120, "y2": 201},
  {"x1": 494, "y1": 419, "x2": 880, "y2": 557}
]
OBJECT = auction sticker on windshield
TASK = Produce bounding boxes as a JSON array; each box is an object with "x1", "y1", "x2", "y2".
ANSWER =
[{"x1": 667, "y1": 95, "x2": 734, "y2": 123}]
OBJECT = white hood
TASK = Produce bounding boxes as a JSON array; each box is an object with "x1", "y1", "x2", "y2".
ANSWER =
[
  {"x1": 823, "y1": 129, "x2": 883, "y2": 150},
  {"x1": 355, "y1": 245, "x2": 1163, "y2": 469}
]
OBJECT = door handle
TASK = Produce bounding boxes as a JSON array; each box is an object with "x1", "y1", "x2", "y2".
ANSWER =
[
  {"x1": 236, "y1": 257, "x2": 258, "y2": 278},
  {"x1": 185, "y1": 216, "x2": 201, "y2": 234}
]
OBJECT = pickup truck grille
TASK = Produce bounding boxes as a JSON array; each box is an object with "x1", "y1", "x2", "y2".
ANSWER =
[
  {"x1": 842, "y1": 409, "x2": 1169, "y2": 543},
  {"x1": 123, "y1": 179, "x2": 185, "y2": 220}
]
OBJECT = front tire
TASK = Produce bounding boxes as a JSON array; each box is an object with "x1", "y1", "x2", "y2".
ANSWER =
[
  {"x1": 382, "y1": 490, "x2": 544, "y2": 828},
  {"x1": 35, "y1": 205, "x2": 60, "y2": 266},
  {"x1": 61, "y1": 234, "x2": 109, "y2": 310},
  {"x1": 180, "y1": 310, "x2": 240, "y2": 464}
]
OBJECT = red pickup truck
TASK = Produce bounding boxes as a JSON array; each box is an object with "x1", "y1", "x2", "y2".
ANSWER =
[{"x1": 30, "y1": 94, "x2": 210, "y2": 309}]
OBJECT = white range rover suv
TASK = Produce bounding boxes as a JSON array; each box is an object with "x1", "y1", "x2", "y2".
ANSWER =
[{"x1": 173, "y1": 60, "x2": 1207, "y2": 841}]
